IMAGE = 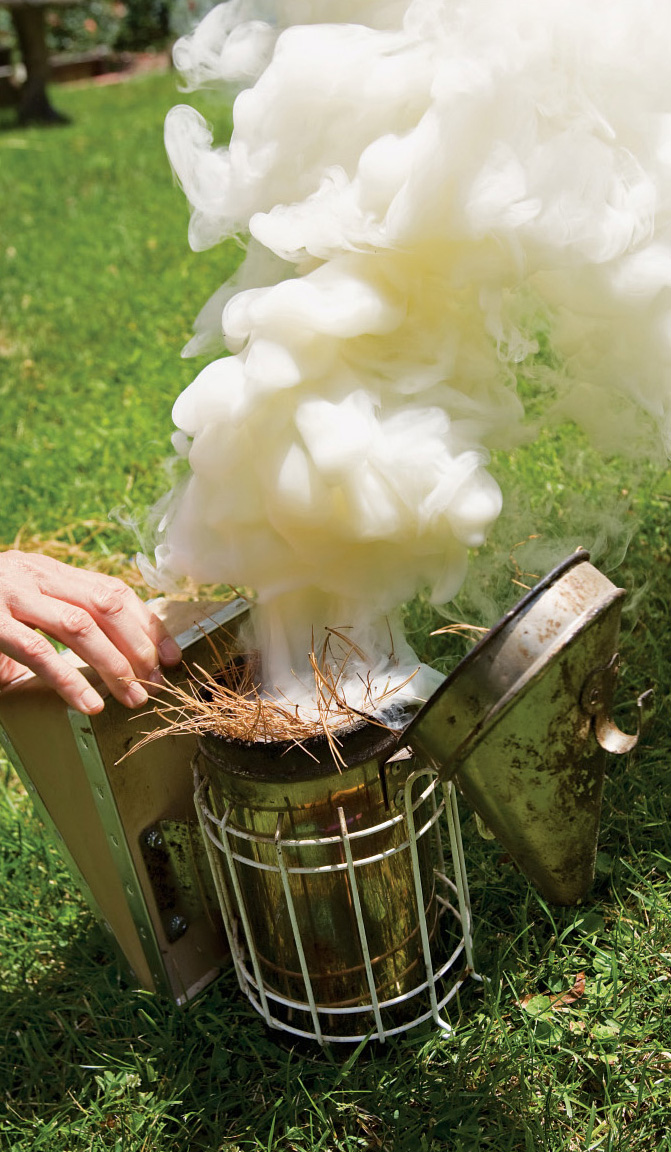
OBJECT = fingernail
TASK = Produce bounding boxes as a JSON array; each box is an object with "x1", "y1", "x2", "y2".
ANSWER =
[
  {"x1": 149, "y1": 666, "x2": 164, "y2": 686},
  {"x1": 126, "y1": 682, "x2": 149, "y2": 707},
  {"x1": 82, "y1": 687, "x2": 105, "y2": 713},
  {"x1": 159, "y1": 637, "x2": 182, "y2": 665}
]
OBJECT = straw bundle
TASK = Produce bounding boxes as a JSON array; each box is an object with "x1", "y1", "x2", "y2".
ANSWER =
[{"x1": 129, "y1": 627, "x2": 417, "y2": 768}]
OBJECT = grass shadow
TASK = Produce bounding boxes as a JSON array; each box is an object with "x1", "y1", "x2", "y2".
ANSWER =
[{"x1": 0, "y1": 918, "x2": 533, "y2": 1151}]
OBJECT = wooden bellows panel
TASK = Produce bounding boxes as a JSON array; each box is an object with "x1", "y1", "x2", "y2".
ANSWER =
[{"x1": 0, "y1": 597, "x2": 250, "y2": 1003}]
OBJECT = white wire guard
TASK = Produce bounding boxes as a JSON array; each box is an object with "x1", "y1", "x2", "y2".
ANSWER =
[{"x1": 194, "y1": 765, "x2": 475, "y2": 1044}]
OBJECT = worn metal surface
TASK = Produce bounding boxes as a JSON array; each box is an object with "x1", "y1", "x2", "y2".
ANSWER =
[
  {"x1": 139, "y1": 819, "x2": 220, "y2": 943},
  {"x1": 197, "y1": 727, "x2": 454, "y2": 1036},
  {"x1": 67, "y1": 707, "x2": 171, "y2": 994},
  {"x1": 581, "y1": 655, "x2": 654, "y2": 755},
  {"x1": 404, "y1": 552, "x2": 642, "y2": 904}
]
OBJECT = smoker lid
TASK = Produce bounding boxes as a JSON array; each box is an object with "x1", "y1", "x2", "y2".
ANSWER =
[{"x1": 399, "y1": 548, "x2": 625, "y2": 775}]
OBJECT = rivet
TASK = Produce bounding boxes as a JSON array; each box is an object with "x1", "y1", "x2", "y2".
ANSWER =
[
  {"x1": 166, "y1": 914, "x2": 189, "y2": 943},
  {"x1": 143, "y1": 828, "x2": 164, "y2": 850}
]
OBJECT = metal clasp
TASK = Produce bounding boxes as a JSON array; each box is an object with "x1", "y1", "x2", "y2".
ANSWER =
[{"x1": 581, "y1": 654, "x2": 654, "y2": 755}]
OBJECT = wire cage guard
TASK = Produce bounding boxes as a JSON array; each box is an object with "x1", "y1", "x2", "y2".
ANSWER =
[{"x1": 194, "y1": 755, "x2": 477, "y2": 1045}]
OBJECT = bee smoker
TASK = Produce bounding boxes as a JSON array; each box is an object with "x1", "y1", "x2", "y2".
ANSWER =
[
  {"x1": 192, "y1": 551, "x2": 649, "y2": 1042},
  {"x1": 0, "y1": 552, "x2": 648, "y2": 1042}
]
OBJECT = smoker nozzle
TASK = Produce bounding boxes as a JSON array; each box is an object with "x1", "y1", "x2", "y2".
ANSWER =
[{"x1": 400, "y1": 551, "x2": 651, "y2": 904}]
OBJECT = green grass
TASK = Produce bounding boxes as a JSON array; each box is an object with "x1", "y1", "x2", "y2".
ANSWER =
[
  {"x1": 2, "y1": 70, "x2": 671, "y2": 1152},
  {"x1": 0, "y1": 70, "x2": 237, "y2": 554}
]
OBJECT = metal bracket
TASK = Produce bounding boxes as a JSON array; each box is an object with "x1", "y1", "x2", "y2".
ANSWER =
[
  {"x1": 581, "y1": 654, "x2": 654, "y2": 755},
  {"x1": 67, "y1": 708, "x2": 172, "y2": 996},
  {"x1": 139, "y1": 818, "x2": 220, "y2": 944}
]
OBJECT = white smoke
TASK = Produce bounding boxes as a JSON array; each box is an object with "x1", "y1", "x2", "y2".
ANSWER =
[{"x1": 147, "y1": 0, "x2": 671, "y2": 717}]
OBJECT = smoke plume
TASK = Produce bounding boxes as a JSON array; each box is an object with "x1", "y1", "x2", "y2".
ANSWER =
[{"x1": 146, "y1": 0, "x2": 671, "y2": 718}]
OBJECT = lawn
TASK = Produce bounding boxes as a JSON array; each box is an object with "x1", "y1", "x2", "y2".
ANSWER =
[
  {"x1": 0, "y1": 70, "x2": 236, "y2": 568},
  {"x1": 1, "y1": 70, "x2": 671, "y2": 1152}
]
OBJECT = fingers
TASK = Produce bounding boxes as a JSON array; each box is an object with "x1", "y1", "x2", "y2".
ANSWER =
[
  {"x1": 0, "y1": 614, "x2": 107, "y2": 714},
  {"x1": 14, "y1": 593, "x2": 155, "y2": 709},
  {"x1": 83, "y1": 577, "x2": 183, "y2": 677},
  {"x1": 21, "y1": 553, "x2": 182, "y2": 677},
  {"x1": 145, "y1": 611, "x2": 183, "y2": 668},
  {"x1": 0, "y1": 551, "x2": 183, "y2": 713},
  {"x1": 0, "y1": 651, "x2": 37, "y2": 693},
  {"x1": 68, "y1": 574, "x2": 176, "y2": 687}
]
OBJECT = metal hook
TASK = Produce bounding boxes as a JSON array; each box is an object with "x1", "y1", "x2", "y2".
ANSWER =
[{"x1": 581, "y1": 654, "x2": 654, "y2": 755}]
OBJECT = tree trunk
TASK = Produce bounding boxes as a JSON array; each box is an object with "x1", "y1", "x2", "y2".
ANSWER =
[{"x1": 10, "y1": 5, "x2": 69, "y2": 125}]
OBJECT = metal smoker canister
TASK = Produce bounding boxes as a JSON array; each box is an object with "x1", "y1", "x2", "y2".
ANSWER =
[{"x1": 194, "y1": 722, "x2": 475, "y2": 1044}]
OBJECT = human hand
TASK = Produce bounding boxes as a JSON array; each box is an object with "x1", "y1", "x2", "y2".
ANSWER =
[{"x1": 0, "y1": 551, "x2": 182, "y2": 714}]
